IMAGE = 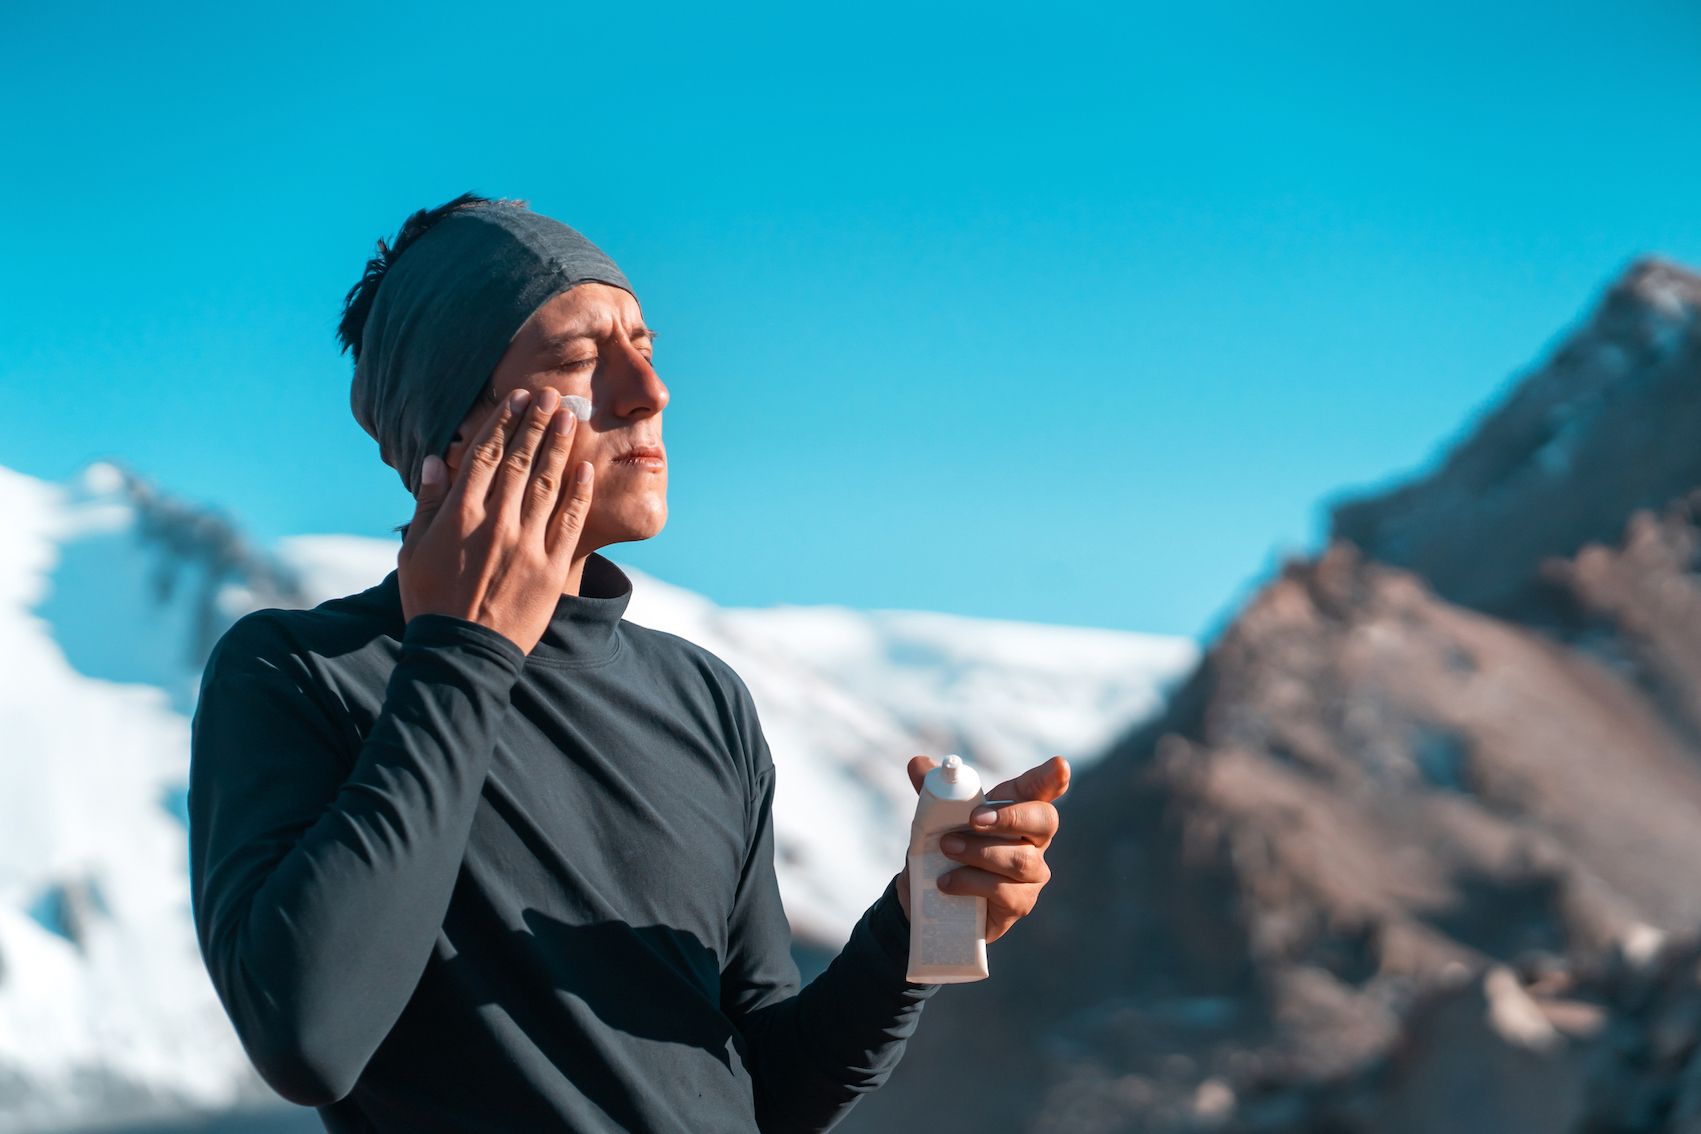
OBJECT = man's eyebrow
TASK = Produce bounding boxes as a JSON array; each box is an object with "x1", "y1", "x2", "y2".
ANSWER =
[
  {"x1": 535, "y1": 326, "x2": 657, "y2": 355},
  {"x1": 536, "y1": 330, "x2": 597, "y2": 356}
]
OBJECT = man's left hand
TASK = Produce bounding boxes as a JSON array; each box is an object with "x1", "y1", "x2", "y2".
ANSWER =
[{"x1": 894, "y1": 755, "x2": 1070, "y2": 944}]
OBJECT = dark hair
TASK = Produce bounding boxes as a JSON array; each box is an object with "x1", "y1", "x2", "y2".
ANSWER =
[
  {"x1": 341, "y1": 192, "x2": 523, "y2": 539},
  {"x1": 337, "y1": 191, "x2": 528, "y2": 362}
]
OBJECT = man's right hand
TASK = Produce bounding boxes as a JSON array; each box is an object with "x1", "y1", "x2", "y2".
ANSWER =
[{"x1": 397, "y1": 386, "x2": 595, "y2": 655}]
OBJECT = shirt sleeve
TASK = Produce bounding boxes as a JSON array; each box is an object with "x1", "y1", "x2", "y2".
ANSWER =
[
  {"x1": 717, "y1": 675, "x2": 942, "y2": 1134},
  {"x1": 187, "y1": 611, "x2": 527, "y2": 1108}
]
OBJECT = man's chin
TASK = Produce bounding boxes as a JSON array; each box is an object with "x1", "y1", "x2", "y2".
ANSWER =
[{"x1": 587, "y1": 505, "x2": 667, "y2": 547}]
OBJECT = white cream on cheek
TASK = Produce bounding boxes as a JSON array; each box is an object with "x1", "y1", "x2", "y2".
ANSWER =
[{"x1": 560, "y1": 394, "x2": 593, "y2": 422}]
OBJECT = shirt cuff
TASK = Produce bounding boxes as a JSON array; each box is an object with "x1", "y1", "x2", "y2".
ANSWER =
[
  {"x1": 864, "y1": 874, "x2": 942, "y2": 993},
  {"x1": 402, "y1": 613, "x2": 528, "y2": 674}
]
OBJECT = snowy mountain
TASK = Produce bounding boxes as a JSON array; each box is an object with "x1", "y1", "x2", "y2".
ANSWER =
[{"x1": 0, "y1": 459, "x2": 1194, "y2": 1132}]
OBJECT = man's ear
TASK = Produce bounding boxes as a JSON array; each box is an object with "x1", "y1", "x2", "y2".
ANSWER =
[
  {"x1": 443, "y1": 392, "x2": 495, "y2": 481},
  {"x1": 442, "y1": 429, "x2": 470, "y2": 482}
]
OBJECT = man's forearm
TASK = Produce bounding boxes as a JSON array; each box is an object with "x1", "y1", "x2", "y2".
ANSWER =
[
  {"x1": 191, "y1": 614, "x2": 525, "y2": 1107},
  {"x1": 740, "y1": 877, "x2": 941, "y2": 1133}
]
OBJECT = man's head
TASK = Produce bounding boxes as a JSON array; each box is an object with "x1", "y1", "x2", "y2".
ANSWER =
[{"x1": 338, "y1": 193, "x2": 668, "y2": 553}]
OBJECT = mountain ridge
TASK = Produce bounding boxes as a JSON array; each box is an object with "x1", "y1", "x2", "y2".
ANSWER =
[{"x1": 842, "y1": 256, "x2": 1701, "y2": 1134}]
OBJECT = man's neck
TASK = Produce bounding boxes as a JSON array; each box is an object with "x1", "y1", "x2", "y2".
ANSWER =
[{"x1": 563, "y1": 553, "x2": 591, "y2": 597}]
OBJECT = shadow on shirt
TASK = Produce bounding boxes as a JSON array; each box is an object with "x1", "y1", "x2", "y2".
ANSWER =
[{"x1": 429, "y1": 907, "x2": 751, "y2": 1126}]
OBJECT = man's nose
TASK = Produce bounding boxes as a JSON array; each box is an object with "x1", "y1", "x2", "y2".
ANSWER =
[{"x1": 603, "y1": 338, "x2": 669, "y2": 419}]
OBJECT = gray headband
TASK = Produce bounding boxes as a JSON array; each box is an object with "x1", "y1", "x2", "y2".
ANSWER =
[{"x1": 349, "y1": 201, "x2": 634, "y2": 497}]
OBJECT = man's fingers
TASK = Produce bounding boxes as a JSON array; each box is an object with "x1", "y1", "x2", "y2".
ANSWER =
[
  {"x1": 400, "y1": 454, "x2": 449, "y2": 562},
  {"x1": 546, "y1": 457, "x2": 596, "y2": 563},
  {"x1": 938, "y1": 832, "x2": 1051, "y2": 885},
  {"x1": 492, "y1": 388, "x2": 559, "y2": 526},
  {"x1": 985, "y1": 755, "x2": 1071, "y2": 804},
  {"x1": 452, "y1": 388, "x2": 530, "y2": 517},
  {"x1": 937, "y1": 866, "x2": 1041, "y2": 915},
  {"x1": 906, "y1": 755, "x2": 937, "y2": 795},
  {"x1": 524, "y1": 396, "x2": 575, "y2": 539},
  {"x1": 965, "y1": 799, "x2": 1059, "y2": 844}
]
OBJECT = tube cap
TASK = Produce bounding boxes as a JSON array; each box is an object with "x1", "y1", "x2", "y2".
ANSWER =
[{"x1": 923, "y1": 754, "x2": 982, "y2": 801}]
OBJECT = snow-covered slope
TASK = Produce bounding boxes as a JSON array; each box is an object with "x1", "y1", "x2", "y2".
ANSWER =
[
  {"x1": 0, "y1": 464, "x2": 267, "y2": 1130},
  {"x1": 0, "y1": 459, "x2": 1195, "y2": 1132}
]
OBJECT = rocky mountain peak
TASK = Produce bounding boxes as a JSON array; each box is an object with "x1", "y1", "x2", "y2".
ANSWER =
[
  {"x1": 843, "y1": 256, "x2": 1701, "y2": 1134},
  {"x1": 1331, "y1": 256, "x2": 1701, "y2": 618}
]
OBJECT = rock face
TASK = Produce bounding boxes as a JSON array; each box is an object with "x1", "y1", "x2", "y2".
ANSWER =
[
  {"x1": 1332, "y1": 257, "x2": 1701, "y2": 620},
  {"x1": 840, "y1": 258, "x2": 1701, "y2": 1133}
]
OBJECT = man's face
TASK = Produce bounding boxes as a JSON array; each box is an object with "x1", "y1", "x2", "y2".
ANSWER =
[{"x1": 443, "y1": 282, "x2": 669, "y2": 554}]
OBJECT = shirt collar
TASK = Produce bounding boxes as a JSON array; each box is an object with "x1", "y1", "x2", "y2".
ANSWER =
[
  {"x1": 380, "y1": 551, "x2": 632, "y2": 667},
  {"x1": 530, "y1": 551, "x2": 632, "y2": 666}
]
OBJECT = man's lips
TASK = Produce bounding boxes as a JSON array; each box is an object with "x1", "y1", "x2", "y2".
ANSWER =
[{"x1": 612, "y1": 445, "x2": 666, "y2": 466}]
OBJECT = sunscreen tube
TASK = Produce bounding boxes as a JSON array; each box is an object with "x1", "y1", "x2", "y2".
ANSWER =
[{"x1": 906, "y1": 754, "x2": 991, "y2": 983}]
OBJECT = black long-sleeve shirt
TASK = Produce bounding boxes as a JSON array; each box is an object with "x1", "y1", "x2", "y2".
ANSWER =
[{"x1": 187, "y1": 552, "x2": 939, "y2": 1132}]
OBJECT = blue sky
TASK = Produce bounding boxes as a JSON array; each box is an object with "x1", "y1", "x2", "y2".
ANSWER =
[{"x1": 5, "y1": 0, "x2": 1699, "y2": 639}]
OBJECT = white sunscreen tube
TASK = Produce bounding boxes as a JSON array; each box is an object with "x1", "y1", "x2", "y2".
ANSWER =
[
  {"x1": 560, "y1": 395, "x2": 593, "y2": 421},
  {"x1": 906, "y1": 753, "x2": 991, "y2": 983}
]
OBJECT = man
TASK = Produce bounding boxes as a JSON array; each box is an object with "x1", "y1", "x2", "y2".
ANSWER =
[{"x1": 187, "y1": 193, "x2": 1069, "y2": 1133}]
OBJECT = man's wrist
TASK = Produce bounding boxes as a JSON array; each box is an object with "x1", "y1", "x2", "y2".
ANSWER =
[{"x1": 867, "y1": 873, "x2": 940, "y2": 991}]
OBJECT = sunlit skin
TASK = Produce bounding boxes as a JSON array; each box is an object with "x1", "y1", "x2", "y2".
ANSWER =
[
  {"x1": 440, "y1": 282, "x2": 668, "y2": 598},
  {"x1": 436, "y1": 281, "x2": 1067, "y2": 941}
]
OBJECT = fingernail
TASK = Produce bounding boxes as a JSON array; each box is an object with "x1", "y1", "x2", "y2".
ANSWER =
[
  {"x1": 971, "y1": 807, "x2": 998, "y2": 827},
  {"x1": 420, "y1": 455, "x2": 443, "y2": 487},
  {"x1": 552, "y1": 410, "x2": 574, "y2": 434},
  {"x1": 575, "y1": 462, "x2": 593, "y2": 484},
  {"x1": 508, "y1": 389, "x2": 531, "y2": 411},
  {"x1": 940, "y1": 834, "x2": 966, "y2": 854}
]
